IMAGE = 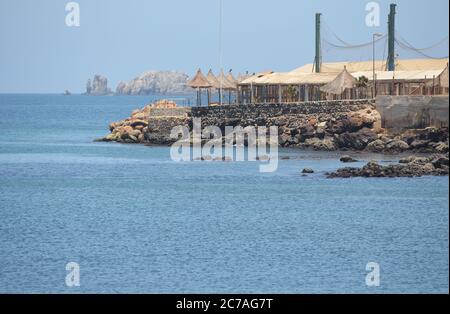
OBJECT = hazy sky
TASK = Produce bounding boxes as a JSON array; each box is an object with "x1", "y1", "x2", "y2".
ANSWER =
[{"x1": 0, "y1": 0, "x2": 448, "y2": 93}]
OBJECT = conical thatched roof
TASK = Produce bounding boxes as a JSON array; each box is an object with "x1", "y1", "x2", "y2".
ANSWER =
[
  {"x1": 226, "y1": 72, "x2": 238, "y2": 89},
  {"x1": 206, "y1": 70, "x2": 221, "y2": 89},
  {"x1": 439, "y1": 64, "x2": 449, "y2": 88},
  {"x1": 217, "y1": 70, "x2": 236, "y2": 90},
  {"x1": 236, "y1": 73, "x2": 251, "y2": 84},
  {"x1": 320, "y1": 67, "x2": 356, "y2": 94},
  {"x1": 187, "y1": 69, "x2": 212, "y2": 89}
]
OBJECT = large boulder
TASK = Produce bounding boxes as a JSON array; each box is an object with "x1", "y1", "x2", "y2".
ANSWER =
[
  {"x1": 335, "y1": 128, "x2": 378, "y2": 150},
  {"x1": 304, "y1": 137, "x2": 336, "y2": 151},
  {"x1": 385, "y1": 139, "x2": 410, "y2": 153},
  {"x1": 366, "y1": 139, "x2": 385, "y2": 153}
]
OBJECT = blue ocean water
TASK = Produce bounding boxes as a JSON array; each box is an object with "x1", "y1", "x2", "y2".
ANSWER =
[{"x1": 0, "y1": 94, "x2": 448, "y2": 293}]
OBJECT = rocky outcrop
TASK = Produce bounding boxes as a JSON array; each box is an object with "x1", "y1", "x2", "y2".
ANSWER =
[
  {"x1": 116, "y1": 71, "x2": 190, "y2": 95},
  {"x1": 86, "y1": 75, "x2": 112, "y2": 96},
  {"x1": 96, "y1": 100, "x2": 189, "y2": 144},
  {"x1": 327, "y1": 154, "x2": 449, "y2": 178},
  {"x1": 365, "y1": 127, "x2": 449, "y2": 154}
]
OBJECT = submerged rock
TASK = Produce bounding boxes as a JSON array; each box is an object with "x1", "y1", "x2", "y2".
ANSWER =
[
  {"x1": 302, "y1": 168, "x2": 315, "y2": 174},
  {"x1": 340, "y1": 155, "x2": 358, "y2": 163}
]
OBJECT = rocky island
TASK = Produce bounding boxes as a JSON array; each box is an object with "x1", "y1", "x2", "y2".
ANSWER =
[
  {"x1": 115, "y1": 71, "x2": 191, "y2": 95},
  {"x1": 85, "y1": 75, "x2": 113, "y2": 96}
]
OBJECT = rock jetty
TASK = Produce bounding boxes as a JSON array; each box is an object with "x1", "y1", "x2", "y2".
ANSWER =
[
  {"x1": 97, "y1": 99, "x2": 184, "y2": 144},
  {"x1": 97, "y1": 99, "x2": 449, "y2": 156}
]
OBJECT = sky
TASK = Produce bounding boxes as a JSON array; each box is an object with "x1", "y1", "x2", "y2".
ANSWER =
[{"x1": 0, "y1": 0, "x2": 448, "y2": 93}]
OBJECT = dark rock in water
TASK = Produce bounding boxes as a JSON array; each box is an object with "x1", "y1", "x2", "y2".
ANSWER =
[
  {"x1": 340, "y1": 155, "x2": 358, "y2": 163},
  {"x1": 328, "y1": 155, "x2": 449, "y2": 178},
  {"x1": 302, "y1": 168, "x2": 315, "y2": 174},
  {"x1": 399, "y1": 156, "x2": 418, "y2": 164},
  {"x1": 432, "y1": 155, "x2": 450, "y2": 169},
  {"x1": 335, "y1": 128, "x2": 378, "y2": 150}
]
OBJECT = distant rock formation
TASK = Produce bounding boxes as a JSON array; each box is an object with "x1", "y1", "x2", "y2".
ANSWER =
[
  {"x1": 86, "y1": 75, "x2": 112, "y2": 95},
  {"x1": 115, "y1": 71, "x2": 190, "y2": 95}
]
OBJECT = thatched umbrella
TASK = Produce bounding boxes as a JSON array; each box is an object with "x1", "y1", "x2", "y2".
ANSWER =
[
  {"x1": 187, "y1": 69, "x2": 211, "y2": 106},
  {"x1": 206, "y1": 70, "x2": 221, "y2": 105},
  {"x1": 226, "y1": 72, "x2": 238, "y2": 88},
  {"x1": 217, "y1": 70, "x2": 236, "y2": 104},
  {"x1": 320, "y1": 66, "x2": 356, "y2": 97},
  {"x1": 226, "y1": 71, "x2": 239, "y2": 105},
  {"x1": 439, "y1": 64, "x2": 449, "y2": 89}
]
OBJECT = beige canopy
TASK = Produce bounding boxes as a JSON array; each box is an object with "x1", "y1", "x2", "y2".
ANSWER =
[
  {"x1": 438, "y1": 65, "x2": 449, "y2": 88},
  {"x1": 320, "y1": 67, "x2": 356, "y2": 94},
  {"x1": 226, "y1": 72, "x2": 238, "y2": 89},
  {"x1": 217, "y1": 70, "x2": 236, "y2": 90},
  {"x1": 187, "y1": 69, "x2": 212, "y2": 89},
  {"x1": 206, "y1": 70, "x2": 221, "y2": 89}
]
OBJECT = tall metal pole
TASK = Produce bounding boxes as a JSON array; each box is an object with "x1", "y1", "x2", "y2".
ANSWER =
[
  {"x1": 373, "y1": 33, "x2": 383, "y2": 98},
  {"x1": 373, "y1": 35, "x2": 375, "y2": 98},
  {"x1": 315, "y1": 13, "x2": 322, "y2": 73},
  {"x1": 387, "y1": 3, "x2": 396, "y2": 71},
  {"x1": 219, "y1": 0, "x2": 223, "y2": 106}
]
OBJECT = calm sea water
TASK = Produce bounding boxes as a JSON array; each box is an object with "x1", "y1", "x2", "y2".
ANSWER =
[{"x1": 0, "y1": 94, "x2": 448, "y2": 293}]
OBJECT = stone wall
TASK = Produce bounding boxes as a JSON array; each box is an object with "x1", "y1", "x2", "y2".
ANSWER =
[
  {"x1": 187, "y1": 100, "x2": 380, "y2": 150},
  {"x1": 148, "y1": 107, "x2": 191, "y2": 118},
  {"x1": 191, "y1": 100, "x2": 375, "y2": 127},
  {"x1": 375, "y1": 95, "x2": 449, "y2": 130}
]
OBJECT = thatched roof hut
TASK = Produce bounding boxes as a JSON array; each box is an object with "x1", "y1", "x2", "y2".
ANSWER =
[
  {"x1": 320, "y1": 67, "x2": 356, "y2": 94},
  {"x1": 217, "y1": 70, "x2": 237, "y2": 90},
  {"x1": 188, "y1": 69, "x2": 212, "y2": 89},
  {"x1": 438, "y1": 64, "x2": 449, "y2": 88},
  {"x1": 226, "y1": 72, "x2": 238, "y2": 89},
  {"x1": 206, "y1": 70, "x2": 221, "y2": 89}
]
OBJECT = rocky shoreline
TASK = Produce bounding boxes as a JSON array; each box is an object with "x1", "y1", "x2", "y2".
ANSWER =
[
  {"x1": 97, "y1": 99, "x2": 449, "y2": 157},
  {"x1": 95, "y1": 98, "x2": 450, "y2": 178}
]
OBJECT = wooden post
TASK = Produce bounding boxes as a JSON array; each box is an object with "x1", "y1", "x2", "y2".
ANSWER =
[
  {"x1": 197, "y1": 89, "x2": 200, "y2": 106},
  {"x1": 278, "y1": 85, "x2": 282, "y2": 103},
  {"x1": 432, "y1": 75, "x2": 436, "y2": 95},
  {"x1": 207, "y1": 89, "x2": 211, "y2": 106}
]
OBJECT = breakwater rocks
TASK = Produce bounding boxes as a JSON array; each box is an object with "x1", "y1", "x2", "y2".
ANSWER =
[
  {"x1": 327, "y1": 154, "x2": 449, "y2": 178},
  {"x1": 97, "y1": 99, "x2": 449, "y2": 154},
  {"x1": 98, "y1": 100, "x2": 190, "y2": 144}
]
